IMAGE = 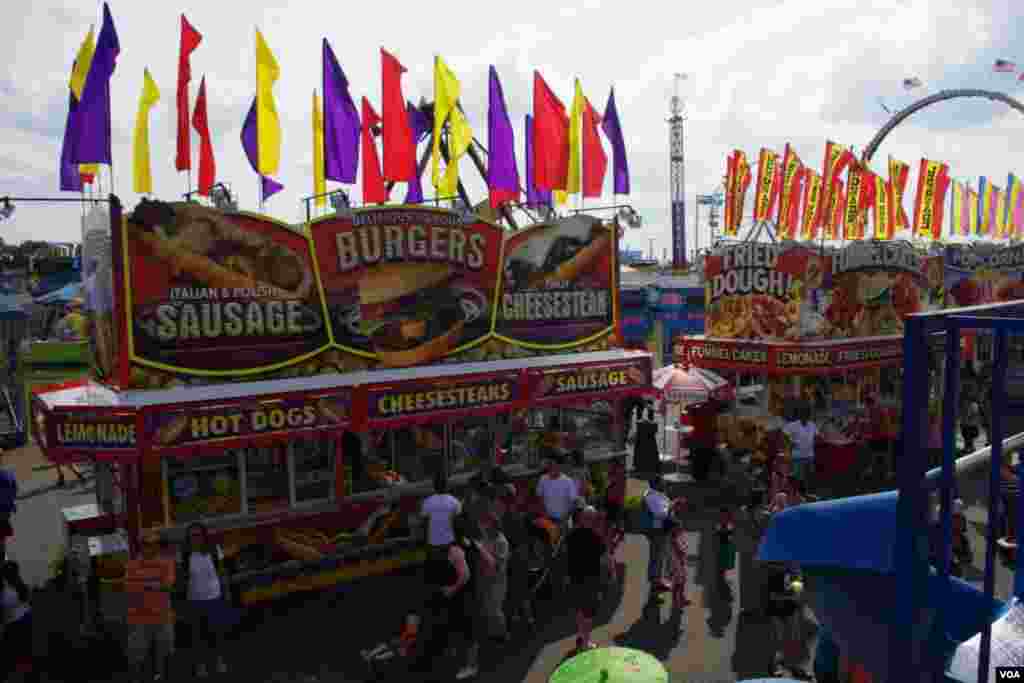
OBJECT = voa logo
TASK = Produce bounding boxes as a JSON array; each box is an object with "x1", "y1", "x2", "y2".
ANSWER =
[{"x1": 996, "y1": 667, "x2": 1024, "y2": 680}]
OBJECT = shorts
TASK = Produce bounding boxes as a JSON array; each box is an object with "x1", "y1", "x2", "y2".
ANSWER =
[
  {"x1": 570, "y1": 576, "x2": 603, "y2": 619},
  {"x1": 125, "y1": 622, "x2": 175, "y2": 663}
]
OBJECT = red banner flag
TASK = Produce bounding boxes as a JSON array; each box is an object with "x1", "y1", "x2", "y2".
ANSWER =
[
  {"x1": 361, "y1": 97, "x2": 387, "y2": 204},
  {"x1": 873, "y1": 174, "x2": 896, "y2": 239},
  {"x1": 826, "y1": 179, "x2": 845, "y2": 240},
  {"x1": 380, "y1": 49, "x2": 416, "y2": 182},
  {"x1": 724, "y1": 150, "x2": 751, "y2": 236},
  {"x1": 777, "y1": 144, "x2": 805, "y2": 238},
  {"x1": 800, "y1": 169, "x2": 823, "y2": 240},
  {"x1": 581, "y1": 97, "x2": 607, "y2": 198},
  {"x1": 533, "y1": 71, "x2": 570, "y2": 191},
  {"x1": 912, "y1": 158, "x2": 949, "y2": 240},
  {"x1": 175, "y1": 15, "x2": 202, "y2": 172},
  {"x1": 844, "y1": 165, "x2": 867, "y2": 240},
  {"x1": 191, "y1": 76, "x2": 215, "y2": 196},
  {"x1": 821, "y1": 141, "x2": 853, "y2": 207},
  {"x1": 752, "y1": 149, "x2": 780, "y2": 222},
  {"x1": 888, "y1": 156, "x2": 910, "y2": 232}
]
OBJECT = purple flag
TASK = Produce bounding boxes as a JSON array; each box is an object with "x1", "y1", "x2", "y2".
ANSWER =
[
  {"x1": 601, "y1": 88, "x2": 630, "y2": 195},
  {"x1": 70, "y1": 3, "x2": 119, "y2": 164},
  {"x1": 261, "y1": 176, "x2": 284, "y2": 200},
  {"x1": 404, "y1": 102, "x2": 428, "y2": 204},
  {"x1": 241, "y1": 99, "x2": 259, "y2": 173},
  {"x1": 322, "y1": 39, "x2": 360, "y2": 184},
  {"x1": 525, "y1": 114, "x2": 551, "y2": 208},
  {"x1": 60, "y1": 91, "x2": 83, "y2": 192},
  {"x1": 487, "y1": 66, "x2": 519, "y2": 202}
]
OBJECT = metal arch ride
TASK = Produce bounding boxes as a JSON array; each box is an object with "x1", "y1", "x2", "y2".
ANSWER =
[{"x1": 862, "y1": 88, "x2": 1024, "y2": 163}]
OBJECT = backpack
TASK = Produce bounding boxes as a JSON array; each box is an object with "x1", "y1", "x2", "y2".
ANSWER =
[{"x1": 639, "y1": 492, "x2": 656, "y2": 532}]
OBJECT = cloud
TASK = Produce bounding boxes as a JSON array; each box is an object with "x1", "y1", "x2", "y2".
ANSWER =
[{"x1": 0, "y1": 0, "x2": 1022, "y2": 261}]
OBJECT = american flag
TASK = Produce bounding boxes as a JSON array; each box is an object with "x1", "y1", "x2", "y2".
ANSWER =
[
  {"x1": 902, "y1": 77, "x2": 923, "y2": 91},
  {"x1": 994, "y1": 59, "x2": 1017, "y2": 72}
]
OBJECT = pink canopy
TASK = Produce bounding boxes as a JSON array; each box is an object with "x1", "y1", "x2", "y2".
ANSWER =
[{"x1": 653, "y1": 364, "x2": 735, "y2": 405}]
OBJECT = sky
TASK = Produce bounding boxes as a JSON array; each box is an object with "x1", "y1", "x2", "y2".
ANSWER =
[{"x1": 2, "y1": 0, "x2": 1024, "y2": 261}]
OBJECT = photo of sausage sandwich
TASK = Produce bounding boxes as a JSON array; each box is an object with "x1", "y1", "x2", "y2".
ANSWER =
[{"x1": 502, "y1": 215, "x2": 612, "y2": 292}]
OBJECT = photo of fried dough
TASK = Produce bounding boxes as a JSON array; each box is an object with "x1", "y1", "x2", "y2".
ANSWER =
[{"x1": 155, "y1": 414, "x2": 190, "y2": 446}]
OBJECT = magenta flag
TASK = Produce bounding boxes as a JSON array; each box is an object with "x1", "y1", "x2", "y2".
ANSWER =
[
  {"x1": 487, "y1": 66, "x2": 519, "y2": 207},
  {"x1": 322, "y1": 39, "x2": 360, "y2": 184}
]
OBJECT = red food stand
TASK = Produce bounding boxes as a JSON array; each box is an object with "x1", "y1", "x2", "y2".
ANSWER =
[{"x1": 32, "y1": 200, "x2": 655, "y2": 604}]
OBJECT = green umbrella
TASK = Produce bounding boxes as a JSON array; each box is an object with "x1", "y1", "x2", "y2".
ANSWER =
[{"x1": 549, "y1": 647, "x2": 669, "y2": 683}]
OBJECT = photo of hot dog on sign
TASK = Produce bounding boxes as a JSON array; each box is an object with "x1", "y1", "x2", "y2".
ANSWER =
[
  {"x1": 311, "y1": 208, "x2": 503, "y2": 368},
  {"x1": 497, "y1": 215, "x2": 616, "y2": 346},
  {"x1": 125, "y1": 200, "x2": 330, "y2": 379}
]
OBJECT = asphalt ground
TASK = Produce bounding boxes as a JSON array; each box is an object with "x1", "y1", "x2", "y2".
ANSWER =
[{"x1": 3, "y1": 442, "x2": 1016, "y2": 683}]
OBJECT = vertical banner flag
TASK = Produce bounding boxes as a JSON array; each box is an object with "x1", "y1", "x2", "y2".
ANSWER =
[
  {"x1": 1008, "y1": 174, "x2": 1024, "y2": 239},
  {"x1": 601, "y1": 88, "x2": 629, "y2": 195},
  {"x1": 261, "y1": 176, "x2": 284, "y2": 200},
  {"x1": 826, "y1": 179, "x2": 844, "y2": 240},
  {"x1": 753, "y1": 149, "x2": 780, "y2": 221},
  {"x1": 131, "y1": 68, "x2": 160, "y2": 194},
  {"x1": 431, "y1": 56, "x2": 457, "y2": 189},
  {"x1": 404, "y1": 102, "x2": 429, "y2": 204},
  {"x1": 801, "y1": 169, "x2": 823, "y2": 240},
  {"x1": 240, "y1": 97, "x2": 285, "y2": 198},
  {"x1": 322, "y1": 39, "x2": 360, "y2": 184},
  {"x1": 60, "y1": 27, "x2": 95, "y2": 192},
  {"x1": 966, "y1": 186, "x2": 979, "y2": 236},
  {"x1": 913, "y1": 158, "x2": 948, "y2": 239},
  {"x1": 872, "y1": 174, "x2": 895, "y2": 239},
  {"x1": 888, "y1": 157, "x2": 910, "y2": 232},
  {"x1": 192, "y1": 75, "x2": 215, "y2": 196},
  {"x1": 844, "y1": 165, "x2": 865, "y2": 240},
  {"x1": 787, "y1": 169, "x2": 806, "y2": 238},
  {"x1": 431, "y1": 57, "x2": 473, "y2": 197},
  {"x1": 381, "y1": 48, "x2": 416, "y2": 182},
  {"x1": 533, "y1": 71, "x2": 570, "y2": 191},
  {"x1": 71, "y1": 3, "x2": 119, "y2": 165},
  {"x1": 360, "y1": 97, "x2": 386, "y2": 204},
  {"x1": 487, "y1": 66, "x2": 520, "y2": 207},
  {"x1": 821, "y1": 141, "x2": 852, "y2": 207},
  {"x1": 994, "y1": 187, "x2": 1008, "y2": 238},
  {"x1": 978, "y1": 177, "x2": 994, "y2": 236},
  {"x1": 734, "y1": 151, "x2": 752, "y2": 234},
  {"x1": 524, "y1": 114, "x2": 552, "y2": 208},
  {"x1": 254, "y1": 29, "x2": 281, "y2": 176},
  {"x1": 312, "y1": 90, "x2": 326, "y2": 207},
  {"x1": 175, "y1": 15, "x2": 202, "y2": 172},
  {"x1": 581, "y1": 96, "x2": 607, "y2": 199},
  {"x1": 567, "y1": 79, "x2": 585, "y2": 195},
  {"x1": 777, "y1": 144, "x2": 804, "y2": 238},
  {"x1": 724, "y1": 152, "x2": 738, "y2": 236},
  {"x1": 950, "y1": 180, "x2": 965, "y2": 237}
]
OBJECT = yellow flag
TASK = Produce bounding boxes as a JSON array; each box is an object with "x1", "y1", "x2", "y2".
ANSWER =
[
  {"x1": 313, "y1": 90, "x2": 326, "y2": 207},
  {"x1": 439, "y1": 106, "x2": 473, "y2": 197},
  {"x1": 132, "y1": 69, "x2": 160, "y2": 194},
  {"x1": 567, "y1": 79, "x2": 584, "y2": 195},
  {"x1": 554, "y1": 190, "x2": 568, "y2": 205},
  {"x1": 255, "y1": 29, "x2": 281, "y2": 176},
  {"x1": 70, "y1": 27, "x2": 99, "y2": 179},
  {"x1": 432, "y1": 56, "x2": 460, "y2": 190}
]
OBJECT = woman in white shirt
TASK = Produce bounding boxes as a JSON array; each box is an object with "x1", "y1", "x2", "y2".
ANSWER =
[
  {"x1": 1, "y1": 559, "x2": 33, "y2": 681},
  {"x1": 179, "y1": 523, "x2": 234, "y2": 678}
]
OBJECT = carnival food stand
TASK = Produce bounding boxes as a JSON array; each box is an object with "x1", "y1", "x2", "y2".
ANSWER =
[
  {"x1": 30, "y1": 200, "x2": 654, "y2": 605},
  {"x1": 677, "y1": 239, "x2": 945, "y2": 478}
]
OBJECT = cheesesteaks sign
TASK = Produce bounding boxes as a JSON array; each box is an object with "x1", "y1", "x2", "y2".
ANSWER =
[
  {"x1": 369, "y1": 374, "x2": 521, "y2": 420},
  {"x1": 51, "y1": 412, "x2": 137, "y2": 450},
  {"x1": 145, "y1": 391, "x2": 351, "y2": 449},
  {"x1": 534, "y1": 360, "x2": 651, "y2": 400},
  {"x1": 124, "y1": 201, "x2": 330, "y2": 379}
]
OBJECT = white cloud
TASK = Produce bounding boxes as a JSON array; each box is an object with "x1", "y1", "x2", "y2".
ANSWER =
[{"x1": 0, "y1": 0, "x2": 1020, "y2": 262}]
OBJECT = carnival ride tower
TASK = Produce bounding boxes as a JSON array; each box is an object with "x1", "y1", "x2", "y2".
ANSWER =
[{"x1": 669, "y1": 73, "x2": 687, "y2": 269}]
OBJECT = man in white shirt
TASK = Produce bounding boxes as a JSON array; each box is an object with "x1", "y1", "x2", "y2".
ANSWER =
[
  {"x1": 783, "y1": 404, "x2": 818, "y2": 487},
  {"x1": 536, "y1": 459, "x2": 579, "y2": 526},
  {"x1": 643, "y1": 477, "x2": 672, "y2": 589},
  {"x1": 421, "y1": 473, "x2": 462, "y2": 551}
]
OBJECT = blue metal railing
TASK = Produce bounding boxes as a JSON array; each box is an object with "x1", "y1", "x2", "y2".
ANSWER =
[{"x1": 898, "y1": 300, "x2": 1024, "y2": 683}]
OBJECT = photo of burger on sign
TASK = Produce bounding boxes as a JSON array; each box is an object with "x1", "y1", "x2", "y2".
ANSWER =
[
  {"x1": 497, "y1": 215, "x2": 616, "y2": 346},
  {"x1": 311, "y1": 208, "x2": 503, "y2": 368},
  {"x1": 124, "y1": 200, "x2": 330, "y2": 377}
]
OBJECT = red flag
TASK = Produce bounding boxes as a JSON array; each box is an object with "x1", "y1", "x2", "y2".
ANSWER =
[
  {"x1": 361, "y1": 97, "x2": 387, "y2": 204},
  {"x1": 532, "y1": 71, "x2": 570, "y2": 191},
  {"x1": 767, "y1": 164, "x2": 783, "y2": 220},
  {"x1": 175, "y1": 14, "x2": 202, "y2": 172},
  {"x1": 191, "y1": 76, "x2": 215, "y2": 196},
  {"x1": 80, "y1": 172, "x2": 95, "y2": 185},
  {"x1": 581, "y1": 97, "x2": 607, "y2": 198},
  {"x1": 380, "y1": 49, "x2": 416, "y2": 182}
]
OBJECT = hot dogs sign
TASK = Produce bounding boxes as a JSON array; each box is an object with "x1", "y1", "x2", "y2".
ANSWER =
[
  {"x1": 119, "y1": 203, "x2": 619, "y2": 389},
  {"x1": 703, "y1": 241, "x2": 943, "y2": 342}
]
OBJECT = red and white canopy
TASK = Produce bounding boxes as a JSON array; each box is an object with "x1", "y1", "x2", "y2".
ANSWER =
[{"x1": 653, "y1": 364, "x2": 734, "y2": 405}]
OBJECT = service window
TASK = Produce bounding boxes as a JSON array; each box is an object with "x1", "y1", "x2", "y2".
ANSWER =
[
  {"x1": 292, "y1": 436, "x2": 335, "y2": 505},
  {"x1": 501, "y1": 410, "x2": 537, "y2": 471},
  {"x1": 562, "y1": 402, "x2": 615, "y2": 458},
  {"x1": 450, "y1": 417, "x2": 492, "y2": 479},
  {"x1": 164, "y1": 451, "x2": 242, "y2": 524},
  {"x1": 393, "y1": 426, "x2": 443, "y2": 484},
  {"x1": 243, "y1": 446, "x2": 290, "y2": 515}
]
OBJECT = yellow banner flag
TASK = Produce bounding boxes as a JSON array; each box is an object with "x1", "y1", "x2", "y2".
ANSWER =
[
  {"x1": 777, "y1": 145, "x2": 803, "y2": 236},
  {"x1": 800, "y1": 169, "x2": 822, "y2": 240},
  {"x1": 313, "y1": 90, "x2": 326, "y2": 207},
  {"x1": 432, "y1": 56, "x2": 460, "y2": 190},
  {"x1": 995, "y1": 188, "x2": 1008, "y2": 237},
  {"x1": 567, "y1": 79, "x2": 584, "y2": 195},
  {"x1": 912, "y1": 159, "x2": 946, "y2": 239},
  {"x1": 873, "y1": 175, "x2": 894, "y2": 240},
  {"x1": 255, "y1": 29, "x2": 282, "y2": 176},
  {"x1": 753, "y1": 149, "x2": 779, "y2": 222},
  {"x1": 438, "y1": 106, "x2": 473, "y2": 198},
  {"x1": 132, "y1": 69, "x2": 160, "y2": 194},
  {"x1": 888, "y1": 157, "x2": 910, "y2": 231},
  {"x1": 844, "y1": 166, "x2": 864, "y2": 239}
]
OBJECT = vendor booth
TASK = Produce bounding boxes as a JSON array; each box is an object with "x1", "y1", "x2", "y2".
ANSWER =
[
  {"x1": 677, "y1": 240, "x2": 945, "y2": 479},
  {"x1": 31, "y1": 199, "x2": 655, "y2": 606}
]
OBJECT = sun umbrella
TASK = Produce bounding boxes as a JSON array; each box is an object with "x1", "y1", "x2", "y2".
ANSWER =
[
  {"x1": 653, "y1": 364, "x2": 734, "y2": 405},
  {"x1": 549, "y1": 647, "x2": 668, "y2": 683}
]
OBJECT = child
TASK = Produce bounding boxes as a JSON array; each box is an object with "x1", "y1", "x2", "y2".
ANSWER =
[{"x1": 667, "y1": 498, "x2": 692, "y2": 612}]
